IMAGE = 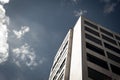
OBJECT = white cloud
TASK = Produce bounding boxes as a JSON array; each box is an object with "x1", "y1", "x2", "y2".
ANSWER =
[
  {"x1": 0, "y1": 0, "x2": 9, "y2": 4},
  {"x1": 12, "y1": 43, "x2": 37, "y2": 68},
  {"x1": 104, "y1": 3, "x2": 116, "y2": 13},
  {"x1": 0, "y1": 3, "x2": 9, "y2": 63},
  {"x1": 0, "y1": 24, "x2": 9, "y2": 63},
  {"x1": 13, "y1": 26, "x2": 30, "y2": 39},
  {"x1": 74, "y1": 9, "x2": 87, "y2": 17},
  {"x1": 0, "y1": 5, "x2": 5, "y2": 19},
  {"x1": 101, "y1": 0, "x2": 120, "y2": 14}
]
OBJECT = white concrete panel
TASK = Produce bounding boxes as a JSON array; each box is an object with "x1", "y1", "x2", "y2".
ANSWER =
[{"x1": 70, "y1": 17, "x2": 82, "y2": 80}]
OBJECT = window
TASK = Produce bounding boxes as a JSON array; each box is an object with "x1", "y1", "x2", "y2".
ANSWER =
[
  {"x1": 53, "y1": 75, "x2": 57, "y2": 80},
  {"x1": 107, "y1": 51, "x2": 120, "y2": 63},
  {"x1": 102, "y1": 34, "x2": 117, "y2": 45},
  {"x1": 58, "y1": 74, "x2": 63, "y2": 80},
  {"x1": 84, "y1": 20, "x2": 98, "y2": 30},
  {"x1": 104, "y1": 42, "x2": 120, "y2": 55},
  {"x1": 58, "y1": 59, "x2": 66, "y2": 73},
  {"x1": 119, "y1": 42, "x2": 120, "y2": 46},
  {"x1": 88, "y1": 67, "x2": 112, "y2": 80},
  {"x1": 100, "y1": 28, "x2": 113, "y2": 37},
  {"x1": 52, "y1": 61, "x2": 57, "y2": 70},
  {"x1": 110, "y1": 64, "x2": 120, "y2": 75},
  {"x1": 115, "y1": 35, "x2": 120, "y2": 41},
  {"x1": 87, "y1": 53, "x2": 109, "y2": 69},
  {"x1": 85, "y1": 33, "x2": 102, "y2": 45},
  {"x1": 85, "y1": 26, "x2": 100, "y2": 37},
  {"x1": 86, "y1": 42, "x2": 105, "y2": 56},
  {"x1": 63, "y1": 41, "x2": 68, "y2": 51}
]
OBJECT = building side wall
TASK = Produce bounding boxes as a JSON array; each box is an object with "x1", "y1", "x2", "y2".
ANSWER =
[
  {"x1": 69, "y1": 17, "x2": 83, "y2": 80},
  {"x1": 64, "y1": 29, "x2": 73, "y2": 80},
  {"x1": 49, "y1": 30, "x2": 72, "y2": 80}
]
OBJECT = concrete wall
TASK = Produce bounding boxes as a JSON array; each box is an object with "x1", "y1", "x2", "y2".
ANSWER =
[{"x1": 69, "y1": 17, "x2": 83, "y2": 80}]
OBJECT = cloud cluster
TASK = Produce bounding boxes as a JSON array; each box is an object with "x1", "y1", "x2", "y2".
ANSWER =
[
  {"x1": 12, "y1": 43, "x2": 37, "y2": 68},
  {"x1": 74, "y1": 9, "x2": 87, "y2": 17},
  {"x1": 0, "y1": 0, "x2": 9, "y2": 63},
  {"x1": 0, "y1": 0, "x2": 43, "y2": 69},
  {"x1": 13, "y1": 26, "x2": 30, "y2": 39},
  {"x1": 101, "y1": 0, "x2": 120, "y2": 14},
  {"x1": 0, "y1": 0, "x2": 9, "y2": 4}
]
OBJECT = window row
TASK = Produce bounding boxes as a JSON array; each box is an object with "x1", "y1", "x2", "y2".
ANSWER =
[
  {"x1": 86, "y1": 42, "x2": 105, "y2": 56},
  {"x1": 84, "y1": 20, "x2": 120, "y2": 42},
  {"x1": 102, "y1": 34, "x2": 117, "y2": 45},
  {"x1": 87, "y1": 53, "x2": 109, "y2": 70},
  {"x1": 107, "y1": 51, "x2": 120, "y2": 64},
  {"x1": 53, "y1": 59, "x2": 66, "y2": 80},
  {"x1": 100, "y1": 28, "x2": 113, "y2": 37},
  {"x1": 85, "y1": 26, "x2": 119, "y2": 46},
  {"x1": 85, "y1": 33, "x2": 102, "y2": 45},
  {"x1": 88, "y1": 62, "x2": 120, "y2": 79},
  {"x1": 104, "y1": 42, "x2": 120, "y2": 55},
  {"x1": 84, "y1": 20, "x2": 98, "y2": 30},
  {"x1": 87, "y1": 54, "x2": 120, "y2": 76},
  {"x1": 52, "y1": 41, "x2": 68, "y2": 70},
  {"x1": 88, "y1": 67, "x2": 112, "y2": 80}
]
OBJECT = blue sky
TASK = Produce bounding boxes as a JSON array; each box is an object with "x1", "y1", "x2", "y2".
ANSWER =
[{"x1": 0, "y1": 0, "x2": 120, "y2": 80}]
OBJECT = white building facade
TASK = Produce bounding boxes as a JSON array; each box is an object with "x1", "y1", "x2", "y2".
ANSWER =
[{"x1": 49, "y1": 16, "x2": 120, "y2": 80}]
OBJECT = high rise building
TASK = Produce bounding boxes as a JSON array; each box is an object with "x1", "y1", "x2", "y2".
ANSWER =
[{"x1": 49, "y1": 16, "x2": 120, "y2": 80}]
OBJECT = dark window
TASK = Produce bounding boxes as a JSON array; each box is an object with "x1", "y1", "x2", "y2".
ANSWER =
[
  {"x1": 110, "y1": 64, "x2": 120, "y2": 75},
  {"x1": 87, "y1": 53, "x2": 109, "y2": 69},
  {"x1": 85, "y1": 33, "x2": 102, "y2": 45},
  {"x1": 102, "y1": 34, "x2": 117, "y2": 45},
  {"x1": 100, "y1": 28, "x2": 113, "y2": 37},
  {"x1": 59, "y1": 59, "x2": 66, "y2": 72},
  {"x1": 107, "y1": 51, "x2": 120, "y2": 63},
  {"x1": 119, "y1": 42, "x2": 120, "y2": 46},
  {"x1": 86, "y1": 42, "x2": 105, "y2": 56},
  {"x1": 58, "y1": 74, "x2": 63, "y2": 80},
  {"x1": 88, "y1": 67, "x2": 112, "y2": 80},
  {"x1": 63, "y1": 41, "x2": 68, "y2": 51},
  {"x1": 53, "y1": 75, "x2": 57, "y2": 80},
  {"x1": 84, "y1": 20, "x2": 98, "y2": 30},
  {"x1": 115, "y1": 35, "x2": 120, "y2": 41},
  {"x1": 85, "y1": 26, "x2": 100, "y2": 37},
  {"x1": 104, "y1": 42, "x2": 120, "y2": 54},
  {"x1": 52, "y1": 61, "x2": 57, "y2": 70}
]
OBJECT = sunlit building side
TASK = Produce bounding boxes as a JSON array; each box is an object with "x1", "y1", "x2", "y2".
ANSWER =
[{"x1": 49, "y1": 16, "x2": 120, "y2": 80}]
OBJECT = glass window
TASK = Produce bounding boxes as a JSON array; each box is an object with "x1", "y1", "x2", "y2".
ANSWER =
[
  {"x1": 115, "y1": 35, "x2": 120, "y2": 41},
  {"x1": 85, "y1": 33, "x2": 102, "y2": 45},
  {"x1": 63, "y1": 41, "x2": 68, "y2": 51},
  {"x1": 88, "y1": 67, "x2": 112, "y2": 80},
  {"x1": 85, "y1": 26, "x2": 100, "y2": 37},
  {"x1": 107, "y1": 51, "x2": 120, "y2": 63},
  {"x1": 104, "y1": 42, "x2": 120, "y2": 55},
  {"x1": 86, "y1": 42, "x2": 105, "y2": 56},
  {"x1": 119, "y1": 42, "x2": 120, "y2": 46},
  {"x1": 52, "y1": 61, "x2": 57, "y2": 70},
  {"x1": 102, "y1": 34, "x2": 117, "y2": 45},
  {"x1": 53, "y1": 75, "x2": 57, "y2": 80},
  {"x1": 100, "y1": 28, "x2": 113, "y2": 37},
  {"x1": 87, "y1": 53, "x2": 109, "y2": 69},
  {"x1": 58, "y1": 74, "x2": 63, "y2": 80},
  {"x1": 59, "y1": 59, "x2": 66, "y2": 72},
  {"x1": 110, "y1": 64, "x2": 120, "y2": 76},
  {"x1": 84, "y1": 20, "x2": 98, "y2": 30}
]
